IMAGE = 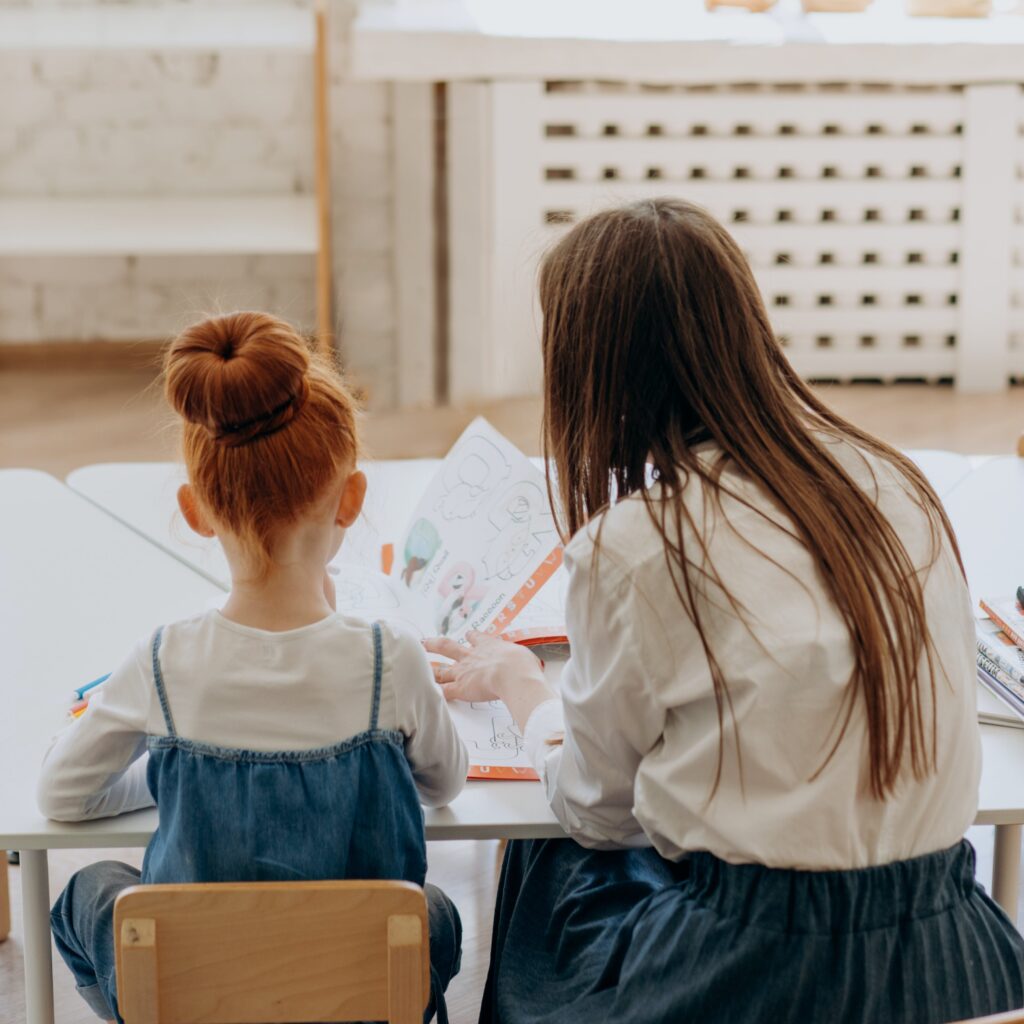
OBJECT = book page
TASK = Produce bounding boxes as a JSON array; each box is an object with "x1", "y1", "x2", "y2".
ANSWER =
[
  {"x1": 330, "y1": 563, "x2": 435, "y2": 637},
  {"x1": 500, "y1": 564, "x2": 568, "y2": 640},
  {"x1": 445, "y1": 698, "x2": 539, "y2": 780},
  {"x1": 391, "y1": 417, "x2": 563, "y2": 640}
]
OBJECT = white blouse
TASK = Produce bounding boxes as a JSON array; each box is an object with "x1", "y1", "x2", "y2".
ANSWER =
[
  {"x1": 524, "y1": 437, "x2": 981, "y2": 869},
  {"x1": 38, "y1": 611, "x2": 468, "y2": 822}
]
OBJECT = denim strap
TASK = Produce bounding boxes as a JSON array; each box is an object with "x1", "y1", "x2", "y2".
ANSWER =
[
  {"x1": 150, "y1": 626, "x2": 177, "y2": 738},
  {"x1": 369, "y1": 621, "x2": 383, "y2": 731}
]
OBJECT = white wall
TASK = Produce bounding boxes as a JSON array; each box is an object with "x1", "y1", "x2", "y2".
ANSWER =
[{"x1": 0, "y1": 0, "x2": 403, "y2": 407}]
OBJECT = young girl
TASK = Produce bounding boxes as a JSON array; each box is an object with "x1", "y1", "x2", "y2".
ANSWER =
[
  {"x1": 40, "y1": 311, "x2": 467, "y2": 1023},
  {"x1": 428, "y1": 199, "x2": 1024, "y2": 1023}
]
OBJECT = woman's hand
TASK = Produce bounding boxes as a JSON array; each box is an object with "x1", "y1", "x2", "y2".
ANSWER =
[
  {"x1": 423, "y1": 631, "x2": 557, "y2": 734},
  {"x1": 424, "y1": 631, "x2": 542, "y2": 702}
]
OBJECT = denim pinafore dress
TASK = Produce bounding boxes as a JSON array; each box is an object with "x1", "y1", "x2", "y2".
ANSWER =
[
  {"x1": 141, "y1": 621, "x2": 428, "y2": 888},
  {"x1": 51, "y1": 621, "x2": 459, "y2": 1024}
]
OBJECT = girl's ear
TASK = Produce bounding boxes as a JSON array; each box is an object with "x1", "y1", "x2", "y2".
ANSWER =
[
  {"x1": 336, "y1": 469, "x2": 367, "y2": 529},
  {"x1": 177, "y1": 484, "x2": 216, "y2": 538}
]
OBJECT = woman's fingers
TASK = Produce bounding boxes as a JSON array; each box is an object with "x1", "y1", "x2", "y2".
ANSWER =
[
  {"x1": 423, "y1": 636, "x2": 466, "y2": 661},
  {"x1": 466, "y1": 629, "x2": 514, "y2": 651},
  {"x1": 425, "y1": 631, "x2": 524, "y2": 705},
  {"x1": 430, "y1": 662, "x2": 469, "y2": 703},
  {"x1": 431, "y1": 661, "x2": 456, "y2": 684}
]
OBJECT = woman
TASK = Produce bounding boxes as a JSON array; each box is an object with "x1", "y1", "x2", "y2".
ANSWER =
[{"x1": 427, "y1": 199, "x2": 1024, "y2": 1023}]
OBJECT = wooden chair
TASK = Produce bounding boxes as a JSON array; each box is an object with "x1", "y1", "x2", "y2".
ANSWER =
[
  {"x1": 0, "y1": 857, "x2": 9, "y2": 942},
  {"x1": 114, "y1": 880, "x2": 429, "y2": 1023}
]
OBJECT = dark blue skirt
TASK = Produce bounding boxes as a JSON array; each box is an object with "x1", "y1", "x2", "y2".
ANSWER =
[{"x1": 481, "y1": 838, "x2": 1024, "y2": 1024}]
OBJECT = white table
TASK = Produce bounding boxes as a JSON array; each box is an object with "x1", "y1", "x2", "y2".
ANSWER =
[
  {"x1": 63, "y1": 451, "x2": 1024, "y2": 880},
  {"x1": 67, "y1": 459, "x2": 446, "y2": 589},
  {"x1": 66, "y1": 450, "x2": 973, "y2": 590},
  {"x1": 0, "y1": 470, "x2": 561, "y2": 1024},
  {"x1": 905, "y1": 449, "x2": 977, "y2": 502},
  {"x1": 6, "y1": 453, "x2": 1017, "y2": 1024},
  {"x1": 0, "y1": 470, "x2": 222, "y2": 1024},
  {"x1": 943, "y1": 456, "x2": 1024, "y2": 614}
]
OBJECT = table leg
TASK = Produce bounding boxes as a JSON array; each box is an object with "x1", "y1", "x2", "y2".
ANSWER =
[
  {"x1": 993, "y1": 823, "x2": 1022, "y2": 924},
  {"x1": 21, "y1": 850, "x2": 55, "y2": 1024},
  {"x1": 0, "y1": 856, "x2": 9, "y2": 941}
]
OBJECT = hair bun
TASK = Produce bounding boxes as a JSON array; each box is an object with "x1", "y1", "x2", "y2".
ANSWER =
[{"x1": 165, "y1": 312, "x2": 312, "y2": 446}]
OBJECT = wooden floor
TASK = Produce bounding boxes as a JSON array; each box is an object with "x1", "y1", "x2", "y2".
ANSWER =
[
  {"x1": 6, "y1": 366, "x2": 1024, "y2": 476},
  {"x1": 4, "y1": 364, "x2": 1024, "y2": 1024}
]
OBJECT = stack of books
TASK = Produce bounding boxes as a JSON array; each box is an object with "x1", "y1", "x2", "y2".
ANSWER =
[{"x1": 977, "y1": 597, "x2": 1024, "y2": 728}]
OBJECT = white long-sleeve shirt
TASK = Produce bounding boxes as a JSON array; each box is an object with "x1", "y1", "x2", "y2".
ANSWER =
[
  {"x1": 38, "y1": 610, "x2": 468, "y2": 822},
  {"x1": 524, "y1": 436, "x2": 981, "y2": 869}
]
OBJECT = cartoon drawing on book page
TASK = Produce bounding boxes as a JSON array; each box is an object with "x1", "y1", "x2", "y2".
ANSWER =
[
  {"x1": 332, "y1": 564, "x2": 434, "y2": 637},
  {"x1": 435, "y1": 433, "x2": 511, "y2": 521},
  {"x1": 336, "y1": 570, "x2": 398, "y2": 614},
  {"x1": 392, "y1": 417, "x2": 562, "y2": 642},
  {"x1": 482, "y1": 481, "x2": 557, "y2": 582},
  {"x1": 401, "y1": 517, "x2": 442, "y2": 587},
  {"x1": 436, "y1": 562, "x2": 489, "y2": 636}
]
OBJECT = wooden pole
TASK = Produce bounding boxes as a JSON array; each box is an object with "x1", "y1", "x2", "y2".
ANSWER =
[
  {"x1": 314, "y1": 0, "x2": 334, "y2": 357},
  {"x1": 0, "y1": 858, "x2": 9, "y2": 942}
]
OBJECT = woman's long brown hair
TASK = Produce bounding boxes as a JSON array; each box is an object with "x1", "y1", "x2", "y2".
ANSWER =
[{"x1": 539, "y1": 198, "x2": 965, "y2": 801}]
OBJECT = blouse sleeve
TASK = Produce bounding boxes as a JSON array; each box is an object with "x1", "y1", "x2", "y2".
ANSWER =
[
  {"x1": 523, "y1": 538, "x2": 669, "y2": 849},
  {"x1": 386, "y1": 624, "x2": 469, "y2": 808},
  {"x1": 37, "y1": 636, "x2": 155, "y2": 822}
]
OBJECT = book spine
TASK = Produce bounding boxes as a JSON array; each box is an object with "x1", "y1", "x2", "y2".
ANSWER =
[
  {"x1": 977, "y1": 632, "x2": 1024, "y2": 687},
  {"x1": 978, "y1": 650, "x2": 1024, "y2": 705},
  {"x1": 979, "y1": 600, "x2": 1024, "y2": 651},
  {"x1": 978, "y1": 666, "x2": 1024, "y2": 720}
]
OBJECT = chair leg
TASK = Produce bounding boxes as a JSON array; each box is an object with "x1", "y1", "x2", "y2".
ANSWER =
[{"x1": 0, "y1": 856, "x2": 10, "y2": 942}]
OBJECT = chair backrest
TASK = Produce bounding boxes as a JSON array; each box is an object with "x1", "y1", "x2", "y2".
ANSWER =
[{"x1": 114, "y1": 880, "x2": 429, "y2": 1024}]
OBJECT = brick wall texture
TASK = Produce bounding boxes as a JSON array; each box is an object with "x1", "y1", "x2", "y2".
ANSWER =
[{"x1": 0, "y1": 0, "x2": 402, "y2": 407}]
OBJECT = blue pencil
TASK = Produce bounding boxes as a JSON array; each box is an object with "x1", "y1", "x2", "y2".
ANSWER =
[{"x1": 70, "y1": 673, "x2": 110, "y2": 702}]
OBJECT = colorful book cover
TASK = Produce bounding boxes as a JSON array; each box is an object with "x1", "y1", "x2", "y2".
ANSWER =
[
  {"x1": 976, "y1": 618, "x2": 1024, "y2": 687},
  {"x1": 979, "y1": 598, "x2": 1024, "y2": 652}
]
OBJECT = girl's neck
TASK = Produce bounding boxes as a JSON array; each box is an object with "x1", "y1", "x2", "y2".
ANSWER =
[{"x1": 220, "y1": 566, "x2": 334, "y2": 633}]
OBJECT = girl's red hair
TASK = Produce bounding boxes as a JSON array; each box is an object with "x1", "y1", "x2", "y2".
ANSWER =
[{"x1": 164, "y1": 311, "x2": 359, "y2": 566}]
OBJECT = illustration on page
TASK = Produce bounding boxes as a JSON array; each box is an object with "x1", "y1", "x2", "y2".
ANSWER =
[{"x1": 390, "y1": 417, "x2": 564, "y2": 641}]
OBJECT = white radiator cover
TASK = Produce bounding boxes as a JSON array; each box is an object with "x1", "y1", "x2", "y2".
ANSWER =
[{"x1": 446, "y1": 80, "x2": 1024, "y2": 400}]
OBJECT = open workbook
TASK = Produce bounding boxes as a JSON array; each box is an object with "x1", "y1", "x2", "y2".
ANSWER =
[{"x1": 331, "y1": 417, "x2": 568, "y2": 779}]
